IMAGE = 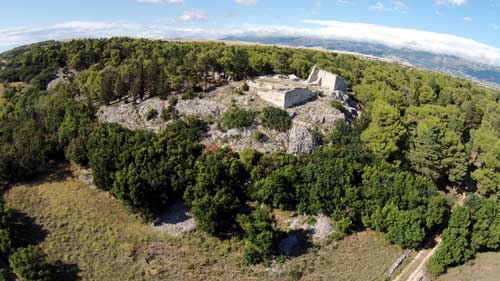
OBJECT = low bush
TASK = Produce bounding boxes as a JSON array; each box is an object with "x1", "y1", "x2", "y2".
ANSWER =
[
  {"x1": 331, "y1": 100, "x2": 346, "y2": 113},
  {"x1": 221, "y1": 107, "x2": 255, "y2": 129},
  {"x1": 181, "y1": 91, "x2": 198, "y2": 100},
  {"x1": 9, "y1": 246, "x2": 54, "y2": 281},
  {"x1": 251, "y1": 131, "x2": 267, "y2": 142},
  {"x1": 260, "y1": 107, "x2": 292, "y2": 132},
  {"x1": 237, "y1": 206, "x2": 277, "y2": 265},
  {"x1": 145, "y1": 108, "x2": 158, "y2": 121}
]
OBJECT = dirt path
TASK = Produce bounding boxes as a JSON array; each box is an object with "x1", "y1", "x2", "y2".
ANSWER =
[{"x1": 393, "y1": 238, "x2": 441, "y2": 281}]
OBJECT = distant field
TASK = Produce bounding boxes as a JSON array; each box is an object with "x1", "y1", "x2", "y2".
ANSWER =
[
  {"x1": 436, "y1": 252, "x2": 500, "y2": 281},
  {"x1": 4, "y1": 168, "x2": 406, "y2": 281}
]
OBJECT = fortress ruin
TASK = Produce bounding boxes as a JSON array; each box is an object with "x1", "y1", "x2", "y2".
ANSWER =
[
  {"x1": 307, "y1": 66, "x2": 348, "y2": 94},
  {"x1": 248, "y1": 67, "x2": 349, "y2": 109},
  {"x1": 248, "y1": 77, "x2": 316, "y2": 109}
]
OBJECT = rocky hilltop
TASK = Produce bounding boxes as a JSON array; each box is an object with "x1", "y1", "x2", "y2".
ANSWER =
[{"x1": 97, "y1": 68, "x2": 361, "y2": 155}]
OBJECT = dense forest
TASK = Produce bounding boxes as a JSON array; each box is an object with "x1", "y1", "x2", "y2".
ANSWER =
[{"x1": 1, "y1": 38, "x2": 500, "y2": 278}]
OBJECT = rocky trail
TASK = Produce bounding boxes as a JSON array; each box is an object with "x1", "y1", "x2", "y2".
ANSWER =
[{"x1": 393, "y1": 237, "x2": 442, "y2": 281}]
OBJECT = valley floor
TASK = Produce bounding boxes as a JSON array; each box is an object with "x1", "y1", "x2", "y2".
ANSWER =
[{"x1": 4, "y1": 166, "x2": 409, "y2": 281}]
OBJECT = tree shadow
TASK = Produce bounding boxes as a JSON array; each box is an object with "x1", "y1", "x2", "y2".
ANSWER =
[
  {"x1": 153, "y1": 201, "x2": 191, "y2": 226},
  {"x1": 277, "y1": 229, "x2": 314, "y2": 258},
  {"x1": 5, "y1": 210, "x2": 81, "y2": 280},
  {"x1": 51, "y1": 261, "x2": 81, "y2": 281},
  {"x1": 9, "y1": 210, "x2": 48, "y2": 248}
]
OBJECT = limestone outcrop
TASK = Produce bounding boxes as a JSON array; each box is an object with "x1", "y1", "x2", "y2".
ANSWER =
[
  {"x1": 287, "y1": 124, "x2": 317, "y2": 155},
  {"x1": 96, "y1": 68, "x2": 361, "y2": 156}
]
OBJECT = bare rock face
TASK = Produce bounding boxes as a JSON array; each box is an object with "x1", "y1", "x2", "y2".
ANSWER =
[
  {"x1": 175, "y1": 98, "x2": 225, "y2": 118},
  {"x1": 202, "y1": 125, "x2": 287, "y2": 154},
  {"x1": 287, "y1": 124, "x2": 317, "y2": 155},
  {"x1": 97, "y1": 98, "x2": 168, "y2": 132}
]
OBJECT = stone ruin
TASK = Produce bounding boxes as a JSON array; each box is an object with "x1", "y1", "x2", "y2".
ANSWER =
[
  {"x1": 248, "y1": 66, "x2": 351, "y2": 110},
  {"x1": 247, "y1": 76, "x2": 316, "y2": 109},
  {"x1": 307, "y1": 65, "x2": 348, "y2": 95}
]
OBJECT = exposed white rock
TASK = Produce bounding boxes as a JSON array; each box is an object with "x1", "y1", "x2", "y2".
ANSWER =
[
  {"x1": 287, "y1": 124, "x2": 317, "y2": 155},
  {"x1": 152, "y1": 201, "x2": 196, "y2": 237},
  {"x1": 47, "y1": 68, "x2": 77, "y2": 91},
  {"x1": 97, "y1": 98, "x2": 168, "y2": 132},
  {"x1": 175, "y1": 98, "x2": 225, "y2": 118}
]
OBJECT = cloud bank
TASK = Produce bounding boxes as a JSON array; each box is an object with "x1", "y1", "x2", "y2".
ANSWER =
[{"x1": 1, "y1": 19, "x2": 500, "y2": 67}]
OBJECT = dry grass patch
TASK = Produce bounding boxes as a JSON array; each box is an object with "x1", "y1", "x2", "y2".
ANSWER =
[
  {"x1": 3, "y1": 170, "x2": 264, "y2": 280},
  {"x1": 436, "y1": 252, "x2": 500, "y2": 281},
  {"x1": 276, "y1": 231, "x2": 410, "y2": 281},
  {"x1": 4, "y1": 168, "x2": 408, "y2": 281}
]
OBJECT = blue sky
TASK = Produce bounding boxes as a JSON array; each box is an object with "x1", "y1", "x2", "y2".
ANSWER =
[{"x1": 1, "y1": 0, "x2": 500, "y2": 65}]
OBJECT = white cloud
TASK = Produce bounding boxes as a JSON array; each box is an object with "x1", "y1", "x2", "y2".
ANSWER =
[
  {"x1": 371, "y1": 1, "x2": 408, "y2": 12},
  {"x1": 178, "y1": 10, "x2": 208, "y2": 21},
  {"x1": 336, "y1": 0, "x2": 353, "y2": 5},
  {"x1": 371, "y1": 2, "x2": 385, "y2": 10},
  {"x1": 235, "y1": 0, "x2": 257, "y2": 6},
  {"x1": 137, "y1": 0, "x2": 184, "y2": 3},
  {"x1": 463, "y1": 16, "x2": 472, "y2": 21},
  {"x1": 2, "y1": 19, "x2": 500, "y2": 67},
  {"x1": 434, "y1": 0, "x2": 466, "y2": 6}
]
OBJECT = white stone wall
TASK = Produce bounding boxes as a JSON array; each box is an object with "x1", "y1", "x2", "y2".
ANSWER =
[
  {"x1": 257, "y1": 90, "x2": 287, "y2": 108},
  {"x1": 308, "y1": 66, "x2": 348, "y2": 93},
  {"x1": 257, "y1": 88, "x2": 315, "y2": 109},
  {"x1": 283, "y1": 88, "x2": 315, "y2": 108}
]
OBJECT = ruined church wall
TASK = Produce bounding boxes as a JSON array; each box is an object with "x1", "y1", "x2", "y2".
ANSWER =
[
  {"x1": 308, "y1": 67, "x2": 348, "y2": 94},
  {"x1": 283, "y1": 88, "x2": 315, "y2": 108},
  {"x1": 257, "y1": 90, "x2": 287, "y2": 108}
]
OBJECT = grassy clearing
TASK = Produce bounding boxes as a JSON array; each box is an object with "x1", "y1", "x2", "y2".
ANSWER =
[
  {"x1": 4, "y1": 167, "x2": 406, "y2": 280},
  {"x1": 279, "y1": 231, "x2": 409, "y2": 281},
  {"x1": 436, "y1": 252, "x2": 500, "y2": 281}
]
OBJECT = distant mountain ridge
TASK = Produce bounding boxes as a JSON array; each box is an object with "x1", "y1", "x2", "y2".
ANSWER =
[{"x1": 224, "y1": 36, "x2": 500, "y2": 87}]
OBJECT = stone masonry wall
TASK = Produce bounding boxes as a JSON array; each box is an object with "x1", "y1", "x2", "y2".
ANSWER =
[{"x1": 283, "y1": 88, "x2": 315, "y2": 108}]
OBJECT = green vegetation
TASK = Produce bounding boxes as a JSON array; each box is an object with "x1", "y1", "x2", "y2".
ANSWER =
[
  {"x1": 9, "y1": 245, "x2": 54, "y2": 281},
  {"x1": 0, "y1": 38, "x2": 500, "y2": 274},
  {"x1": 427, "y1": 197, "x2": 500, "y2": 275},
  {"x1": 259, "y1": 107, "x2": 292, "y2": 132},
  {"x1": 221, "y1": 106, "x2": 255, "y2": 129},
  {"x1": 237, "y1": 206, "x2": 277, "y2": 265},
  {"x1": 4, "y1": 174, "x2": 408, "y2": 280},
  {"x1": 330, "y1": 100, "x2": 346, "y2": 114},
  {"x1": 145, "y1": 108, "x2": 158, "y2": 120},
  {"x1": 184, "y1": 148, "x2": 246, "y2": 235},
  {"x1": 251, "y1": 130, "x2": 267, "y2": 142}
]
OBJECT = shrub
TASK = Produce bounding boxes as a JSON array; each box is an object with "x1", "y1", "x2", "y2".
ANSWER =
[
  {"x1": 184, "y1": 148, "x2": 246, "y2": 235},
  {"x1": 161, "y1": 97, "x2": 179, "y2": 121},
  {"x1": 309, "y1": 128, "x2": 324, "y2": 145},
  {"x1": 181, "y1": 91, "x2": 198, "y2": 100},
  {"x1": 9, "y1": 246, "x2": 54, "y2": 281},
  {"x1": 251, "y1": 130, "x2": 267, "y2": 142},
  {"x1": 254, "y1": 165, "x2": 299, "y2": 210},
  {"x1": 221, "y1": 107, "x2": 255, "y2": 129},
  {"x1": 237, "y1": 206, "x2": 277, "y2": 265},
  {"x1": 145, "y1": 108, "x2": 158, "y2": 121},
  {"x1": 242, "y1": 82, "x2": 250, "y2": 92},
  {"x1": 331, "y1": 100, "x2": 346, "y2": 113},
  {"x1": 65, "y1": 138, "x2": 88, "y2": 166},
  {"x1": 260, "y1": 107, "x2": 292, "y2": 132}
]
